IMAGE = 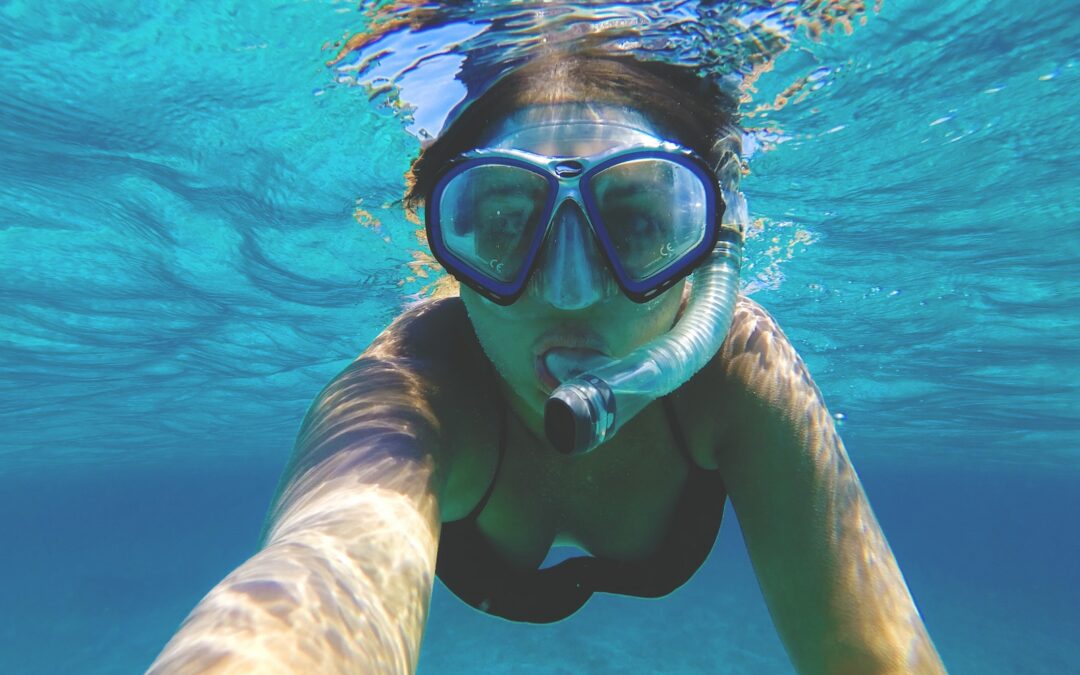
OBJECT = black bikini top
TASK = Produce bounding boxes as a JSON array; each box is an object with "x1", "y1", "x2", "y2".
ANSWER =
[{"x1": 435, "y1": 395, "x2": 726, "y2": 623}]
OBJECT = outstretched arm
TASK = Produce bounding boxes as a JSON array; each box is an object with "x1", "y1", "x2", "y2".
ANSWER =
[
  {"x1": 150, "y1": 299, "x2": 490, "y2": 674},
  {"x1": 713, "y1": 298, "x2": 946, "y2": 675}
]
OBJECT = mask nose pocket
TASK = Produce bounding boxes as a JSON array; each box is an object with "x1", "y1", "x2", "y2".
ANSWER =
[{"x1": 530, "y1": 201, "x2": 615, "y2": 310}]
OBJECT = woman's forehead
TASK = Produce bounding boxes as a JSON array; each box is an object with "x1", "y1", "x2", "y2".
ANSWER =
[{"x1": 480, "y1": 103, "x2": 665, "y2": 155}]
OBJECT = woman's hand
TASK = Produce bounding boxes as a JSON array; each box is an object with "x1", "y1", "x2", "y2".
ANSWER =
[{"x1": 713, "y1": 298, "x2": 947, "y2": 675}]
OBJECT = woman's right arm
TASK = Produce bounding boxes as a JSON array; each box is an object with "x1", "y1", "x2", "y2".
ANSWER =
[{"x1": 149, "y1": 298, "x2": 495, "y2": 674}]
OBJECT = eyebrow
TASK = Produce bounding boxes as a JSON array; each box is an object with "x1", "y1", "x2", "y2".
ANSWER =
[
  {"x1": 471, "y1": 181, "x2": 546, "y2": 202},
  {"x1": 597, "y1": 176, "x2": 668, "y2": 201}
]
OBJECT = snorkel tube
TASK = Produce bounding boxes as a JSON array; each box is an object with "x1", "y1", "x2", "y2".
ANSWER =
[{"x1": 544, "y1": 131, "x2": 747, "y2": 455}]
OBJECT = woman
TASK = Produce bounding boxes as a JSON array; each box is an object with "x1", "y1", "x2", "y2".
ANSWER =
[{"x1": 151, "y1": 56, "x2": 945, "y2": 674}]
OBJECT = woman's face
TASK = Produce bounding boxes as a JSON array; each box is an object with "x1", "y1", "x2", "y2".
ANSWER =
[{"x1": 457, "y1": 103, "x2": 687, "y2": 430}]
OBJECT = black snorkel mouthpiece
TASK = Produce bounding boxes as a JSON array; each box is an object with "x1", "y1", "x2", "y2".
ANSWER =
[{"x1": 544, "y1": 375, "x2": 615, "y2": 455}]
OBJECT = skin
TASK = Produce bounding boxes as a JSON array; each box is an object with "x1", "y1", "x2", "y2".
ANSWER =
[{"x1": 150, "y1": 108, "x2": 947, "y2": 674}]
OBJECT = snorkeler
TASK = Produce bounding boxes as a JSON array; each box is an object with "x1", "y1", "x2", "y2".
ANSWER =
[{"x1": 150, "y1": 56, "x2": 946, "y2": 673}]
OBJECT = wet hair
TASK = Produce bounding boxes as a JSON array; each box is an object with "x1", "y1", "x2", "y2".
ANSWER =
[{"x1": 405, "y1": 53, "x2": 739, "y2": 211}]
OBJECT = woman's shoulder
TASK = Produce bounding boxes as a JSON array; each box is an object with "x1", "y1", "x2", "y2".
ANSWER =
[
  {"x1": 365, "y1": 296, "x2": 474, "y2": 362},
  {"x1": 717, "y1": 295, "x2": 819, "y2": 402},
  {"x1": 672, "y1": 295, "x2": 812, "y2": 468},
  {"x1": 359, "y1": 295, "x2": 495, "y2": 425}
]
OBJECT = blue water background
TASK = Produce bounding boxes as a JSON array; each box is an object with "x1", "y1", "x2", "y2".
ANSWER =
[{"x1": 2, "y1": 0, "x2": 1078, "y2": 672}]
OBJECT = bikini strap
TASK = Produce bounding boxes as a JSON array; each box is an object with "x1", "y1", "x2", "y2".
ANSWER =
[
  {"x1": 463, "y1": 367, "x2": 509, "y2": 522},
  {"x1": 660, "y1": 395, "x2": 696, "y2": 468}
]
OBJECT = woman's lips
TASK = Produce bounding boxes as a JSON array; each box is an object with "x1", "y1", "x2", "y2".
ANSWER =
[
  {"x1": 535, "y1": 347, "x2": 610, "y2": 393},
  {"x1": 532, "y1": 329, "x2": 609, "y2": 393}
]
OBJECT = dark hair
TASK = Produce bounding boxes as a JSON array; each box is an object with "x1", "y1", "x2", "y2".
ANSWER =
[{"x1": 404, "y1": 53, "x2": 739, "y2": 212}]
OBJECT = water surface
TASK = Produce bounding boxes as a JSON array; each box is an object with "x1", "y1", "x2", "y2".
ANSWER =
[{"x1": 1, "y1": 0, "x2": 1077, "y2": 672}]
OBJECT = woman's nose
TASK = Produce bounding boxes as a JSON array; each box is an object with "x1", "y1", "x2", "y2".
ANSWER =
[{"x1": 528, "y1": 200, "x2": 617, "y2": 310}]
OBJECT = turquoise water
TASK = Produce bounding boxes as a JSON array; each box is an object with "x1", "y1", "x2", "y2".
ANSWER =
[{"x1": 2, "y1": 0, "x2": 1078, "y2": 672}]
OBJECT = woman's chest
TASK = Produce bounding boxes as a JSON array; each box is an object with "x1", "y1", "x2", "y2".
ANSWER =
[{"x1": 474, "y1": 403, "x2": 694, "y2": 568}]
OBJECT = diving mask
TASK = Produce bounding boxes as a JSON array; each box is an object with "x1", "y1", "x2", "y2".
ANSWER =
[{"x1": 425, "y1": 126, "x2": 724, "y2": 306}]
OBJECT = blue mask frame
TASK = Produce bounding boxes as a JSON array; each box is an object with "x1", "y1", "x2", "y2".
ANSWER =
[{"x1": 425, "y1": 143, "x2": 725, "y2": 305}]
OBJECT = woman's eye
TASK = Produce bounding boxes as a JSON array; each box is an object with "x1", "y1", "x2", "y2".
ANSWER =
[
  {"x1": 631, "y1": 213, "x2": 661, "y2": 233},
  {"x1": 481, "y1": 209, "x2": 510, "y2": 234},
  {"x1": 605, "y1": 206, "x2": 663, "y2": 235},
  {"x1": 480, "y1": 199, "x2": 529, "y2": 232}
]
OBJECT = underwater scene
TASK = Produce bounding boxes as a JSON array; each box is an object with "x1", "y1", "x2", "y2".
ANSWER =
[{"x1": 1, "y1": 0, "x2": 1078, "y2": 672}]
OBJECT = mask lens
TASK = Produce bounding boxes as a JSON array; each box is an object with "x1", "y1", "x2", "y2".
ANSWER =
[
  {"x1": 437, "y1": 164, "x2": 550, "y2": 283},
  {"x1": 590, "y1": 158, "x2": 708, "y2": 281}
]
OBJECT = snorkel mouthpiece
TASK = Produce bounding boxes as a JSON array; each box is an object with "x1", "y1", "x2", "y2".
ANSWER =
[
  {"x1": 544, "y1": 236, "x2": 742, "y2": 454},
  {"x1": 544, "y1": 374, "x2": 615, "y2": 455}
]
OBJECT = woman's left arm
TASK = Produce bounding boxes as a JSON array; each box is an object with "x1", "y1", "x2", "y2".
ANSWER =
[{"x1": 712, "y1": 298, "x2": 946, "y2": 675}]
